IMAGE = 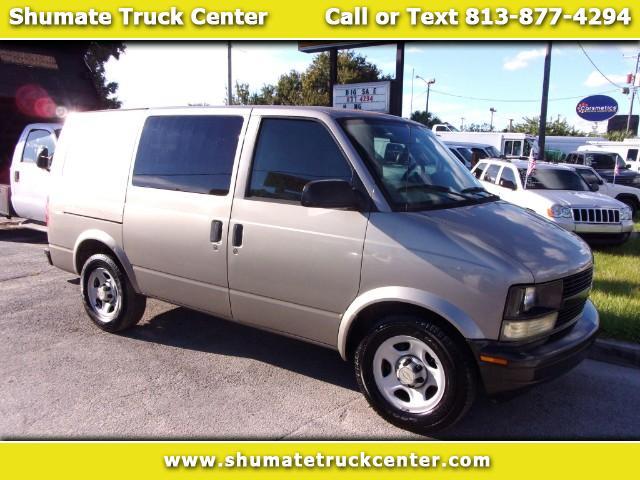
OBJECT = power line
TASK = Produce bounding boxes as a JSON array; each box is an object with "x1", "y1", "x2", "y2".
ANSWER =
[
  {"x1": 577, "y1": 42, "x2": 624, "y2": 88},
  {"x1": 427, "y1": 88, "x2": 618, "y2": 103}
]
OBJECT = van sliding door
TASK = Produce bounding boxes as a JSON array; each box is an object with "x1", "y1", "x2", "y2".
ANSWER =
[{"x1": 123, "y1": 110, "x2": 250, "y2": 319}]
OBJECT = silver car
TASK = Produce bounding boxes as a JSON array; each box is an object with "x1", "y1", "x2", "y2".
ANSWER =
[{"x1": 46, "y1": 107, "x2": 599, "y2": 434}]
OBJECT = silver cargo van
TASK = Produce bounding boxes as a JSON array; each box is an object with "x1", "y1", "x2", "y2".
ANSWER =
[{"x1": 46, "y1": 107, "x2": 599, "y2": 433}]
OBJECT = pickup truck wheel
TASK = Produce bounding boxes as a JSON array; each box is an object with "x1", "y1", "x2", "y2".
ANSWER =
[
  {"x1": 354, "y1": 316, "x2": 476, "y2": 434},
  {"x1": 80, "y1": 254, "x2": 146, "y2": 332}
]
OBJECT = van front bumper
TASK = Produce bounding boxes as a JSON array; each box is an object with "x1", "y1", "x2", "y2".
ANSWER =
[{"x1": 469, "y1": 300, "x2": 599, "y2": 396}]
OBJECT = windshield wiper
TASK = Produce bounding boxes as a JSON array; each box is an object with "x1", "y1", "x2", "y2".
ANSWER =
[
  {"x1": 461, "y1": 186, "x2": 499, "y2": 198},
  {"x1": 396, "y1": 184, "x2": 471, "y2": 200}
]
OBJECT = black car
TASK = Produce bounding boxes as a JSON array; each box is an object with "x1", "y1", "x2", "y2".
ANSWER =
[{"x1": 564, "y1": 151, "x2": 640, "y2": 188}]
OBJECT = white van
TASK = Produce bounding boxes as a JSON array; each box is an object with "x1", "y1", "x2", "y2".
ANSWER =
[
  {"x1": 578, "y1": 139, "x2": 640, "y2": 172},
  {"x1": 434, "y1": 131, "x2": 536, "y2": 158}
]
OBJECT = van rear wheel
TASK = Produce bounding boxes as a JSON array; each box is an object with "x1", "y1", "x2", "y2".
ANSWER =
[
  {"x1": 80, "y1": 253, "x2": 146, "y2": 332},
  {"x1": 354, "y1": 316, "x2": 476, "y2": 434}
]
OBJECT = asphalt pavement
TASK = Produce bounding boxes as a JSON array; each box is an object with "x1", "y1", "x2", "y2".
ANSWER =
[{"x1": 1, "y1": 227, "x2": 639, "y2": 439}]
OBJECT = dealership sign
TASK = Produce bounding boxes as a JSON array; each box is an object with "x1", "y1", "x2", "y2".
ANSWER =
[
  {"x1": 333, "y1": 81, "x2": 390, "y2": 113},
  {"x1": 576, "y1": 95, "x2": 619, "y2": 122}
]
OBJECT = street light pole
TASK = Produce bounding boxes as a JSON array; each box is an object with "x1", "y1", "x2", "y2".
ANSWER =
[
  {"x1": 416, "y1": 75, "x2": 436, "y2": 120},
  {"x1": 489, "y1": 107, "x2": 497, "y2": 131},
  {"x1": 227, "y1": 41, "x2": 233, "y2": 105},
  {"x1": 626, "y1": 51, "x2": 640, "y2": 134},
  {"x1": 461, "y1": 117, "x2": 465, "y2": 130},
  {"x1": 410, "y1": 68, "x2": 415, "y2": 117}
]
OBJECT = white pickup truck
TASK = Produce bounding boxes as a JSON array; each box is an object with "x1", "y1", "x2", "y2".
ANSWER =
[{"x1": 0, "y1": 123, "x2": 61, "y2": 226}]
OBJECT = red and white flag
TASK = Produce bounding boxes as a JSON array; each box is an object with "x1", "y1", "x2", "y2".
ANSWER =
[
  {"x1": 526, "y1": 150, "x2": 537, "y2": 176},
  {"x1": 613, "y1": 160, "x2": 620, "y2": 184},
  {"x1": 524, "y1": 149, "x2": 536, "y2": 189}
]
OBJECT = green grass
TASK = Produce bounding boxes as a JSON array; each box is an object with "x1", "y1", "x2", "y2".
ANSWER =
[{"x1": 591, "y1": 232, "x2": 640, "y2": 343}]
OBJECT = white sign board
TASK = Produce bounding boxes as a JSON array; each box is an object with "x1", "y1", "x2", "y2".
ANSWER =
[{"x1": 333, "y1": 81, "x2": 390, "y2": 113}]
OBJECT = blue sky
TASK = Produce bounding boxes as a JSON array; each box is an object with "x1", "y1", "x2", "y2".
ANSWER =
[{"x1": 105, "y1": 42, "x2": 640, "y2": 133}]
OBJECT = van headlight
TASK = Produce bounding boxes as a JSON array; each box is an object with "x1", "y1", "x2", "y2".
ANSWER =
[
  {"x1": 620, "y1": 206, "x2": 632, "y2": 221},
  {"x1": 546, "y1": 204, "x2": 572, "y2": 218},
  {"x1": 502, "y1": 280, "x2": 563, "y2": 341}
]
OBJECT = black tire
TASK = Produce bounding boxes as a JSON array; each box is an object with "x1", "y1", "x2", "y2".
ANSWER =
[
  {"x1": 80, "y1": 253, "x2": 146, "y2": 332},
  {"x1": 354, "y1": 315, "x2": 476, "y2": 435},
  {"x1": 616, "y1": 196, "x2": 638, "y2": 217}
]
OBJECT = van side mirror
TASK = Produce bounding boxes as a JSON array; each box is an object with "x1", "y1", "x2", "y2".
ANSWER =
[
  {"x1": 588, "y1": 182, "x2": 599, "y2": 192},
  {"x1": 36, "y1": 147, "x2": 50, "y2": 170},
  {"x1": 499, "y1": 178, "x2": 516, "y2": 190},
  {"x1": 301, "y1": 180, "x2": 361, "y2": 210}
]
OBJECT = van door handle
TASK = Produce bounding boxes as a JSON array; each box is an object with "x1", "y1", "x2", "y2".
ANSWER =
[
  {"x1": 14, "y1": 171, "x2": 19, "y2": 182},
  {"x1": 210, "y1": 220, "x2": 223, "y2": 243},
  {"x1": 232, "y1": 224, "x2": 243, "y2": 247}
]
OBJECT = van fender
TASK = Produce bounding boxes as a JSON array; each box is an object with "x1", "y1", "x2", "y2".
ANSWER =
[
  {"x1": 337, "y1": 286, "x2": 486, "y2": 360},
  {"x1": 73, "y1": 229, "x2": 141, "y2": 293}
]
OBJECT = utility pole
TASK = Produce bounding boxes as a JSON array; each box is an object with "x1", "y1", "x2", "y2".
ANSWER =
[
  {"x1": 508, "y1": 118, "x2": 514, "y2": 132},
  {"x1": 461, "y1": 117, "x2": 465, "y2": 131},
  {"x1": 416, "y1": 75, "x2": 436, "y2": 119},
  {"x1": 489, "y1": 107, "x2": 497, "y2": 130},
  {"x1": 328, "y1": 48, "x2": 338, "y2": 107},
  {"x1": 538, "y1": 42, "x2": 552, "y2": 161},
  {"x1": 410, "y1": 68, "x2": 414, "y2": 117},
  {"x1": 626, "y1": 51, "x2": 640, "y2": 134},
  {"x1": 227, "y1": 41, "x2": 233, "y2": 105}
]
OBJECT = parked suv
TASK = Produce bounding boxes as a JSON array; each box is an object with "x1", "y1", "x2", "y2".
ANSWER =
[
  {"x1": 565, "y1": 164, "x2": 640, "y2": 217},
  {"x1": 47, "y1": 107, "x2": 599, "y2": 434},
  {"x1": 472, "y1": 158, "x2": 634, "y2": 245},
  {"x1": 564, "y1": 150, "x2": 640, "y2": 188}
]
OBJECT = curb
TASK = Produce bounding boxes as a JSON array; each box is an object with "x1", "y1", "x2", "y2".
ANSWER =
[{"x1": 588, "y1": 337, "x2": 640, "y2": 370}]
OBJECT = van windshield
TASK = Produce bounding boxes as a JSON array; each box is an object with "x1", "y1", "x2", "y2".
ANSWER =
[{"x1": 340, "y1": 118, "x2": 497, "y2": 211}]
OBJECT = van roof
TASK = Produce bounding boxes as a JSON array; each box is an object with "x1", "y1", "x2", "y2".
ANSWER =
[{"x1": 82, "y1": 105, "x2": 422, "y2": 124}]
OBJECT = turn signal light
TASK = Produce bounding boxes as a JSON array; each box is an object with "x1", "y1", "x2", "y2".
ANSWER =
[{"x1": 479, "y1": 355, "x2": 508, "y2": 366}]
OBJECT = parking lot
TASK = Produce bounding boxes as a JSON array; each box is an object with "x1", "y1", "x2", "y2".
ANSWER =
[{"x1": 1, "y1": 226, "x2": 639, "y2": 440}]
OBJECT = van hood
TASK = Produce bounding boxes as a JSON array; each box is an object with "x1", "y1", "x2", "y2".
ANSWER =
[
  {"x1": 414, "y1": 201, "x2": 592, "y2": 283},
  {"x1": 530, "y1": 190, "x2": 625, "y2": 208}
]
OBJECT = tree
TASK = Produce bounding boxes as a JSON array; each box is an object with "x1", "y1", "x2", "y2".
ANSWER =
[
  {"x1": 511, "y1": 116, "x2": 585, "y2": 136},
  {"x1": 85, "y1": 42, "x2": 126, "y2": 109},
  {"x1": 232, "y1": 50, "x2": 390, "y2": 106},
  {"x1": 466, "y1": 122, "x2": 493, "y2": 132},
  {"x1": 606, "y1": 130, "x2": 636, "y2": 141},
  {"x1": 410, "y1": 110, "x2": 442, "y2": 128}
]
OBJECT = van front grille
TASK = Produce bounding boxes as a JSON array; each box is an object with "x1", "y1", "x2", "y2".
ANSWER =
[
  {"x1": 555, "y1": 267, "x2": 593, "y2": 328},
  {"x1": 572, "y1": 208, "x2": 620, "y2": 224},
  {"x1": 562, "y1": 267, "x2": 593, "y2": 299}
]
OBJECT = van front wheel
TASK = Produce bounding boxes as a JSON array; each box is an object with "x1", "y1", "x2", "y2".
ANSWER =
[
  {"x1": 80, "y1": 254, "x2": 146, "y2": 332},
  {"x1": 354, "y1": 316, "x2": 476, "y2": 434}
]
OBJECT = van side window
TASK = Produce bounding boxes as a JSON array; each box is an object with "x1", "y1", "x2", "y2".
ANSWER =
[
  {"x1": 22, "y1": 129, "x2": 56, "y2": 164},
  {"x1": 628, "y1": 149, "x2": 638, "y2": 162},
  {"x1": 484, "y1": 164, "x2": 500, "y2": 183},
  {"x1": 133, "y1": 115, "x2": 243, "y2": 195},
  {"x1": 248, "y1": 118, "x2": 352, "y2": 202}
]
